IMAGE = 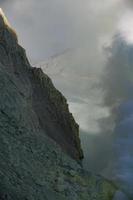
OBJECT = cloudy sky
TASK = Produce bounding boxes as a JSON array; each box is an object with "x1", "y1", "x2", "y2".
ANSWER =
[{"x1": 0, "y1": 0, "x2": 132, "y2": 62}]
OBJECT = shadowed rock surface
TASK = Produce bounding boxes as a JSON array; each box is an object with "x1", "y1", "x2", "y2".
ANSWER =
[
  {"x1": 0, "y1": 9, "x2": 83, "y2": 161},
  {"x1": 0, "y1": 9, "x2": 123, "y2": 200}
]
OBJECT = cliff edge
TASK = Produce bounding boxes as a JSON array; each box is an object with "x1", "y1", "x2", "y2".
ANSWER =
[
  {"x1": 0, "y1": 9, "x2": 83, "y2": 161},
  {"x1": 0, "y1": 9, "x2": 120, "y2": 200}
]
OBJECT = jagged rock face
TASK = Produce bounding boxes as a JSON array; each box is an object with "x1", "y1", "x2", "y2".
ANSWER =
[
  {"x1": 0, "y1": 11, "x2": 83, "y2": 161},
  {"x1": 30, "y1": 68, "x2": 83, "y2": 160},
  {"x1": 0, "y1": 10, "x2": 120, "y2": 200}
]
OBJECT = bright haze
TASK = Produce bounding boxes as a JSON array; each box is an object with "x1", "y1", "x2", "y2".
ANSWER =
[{"x1": 1, "y1": 0, "x2": 133, "y2": 197}]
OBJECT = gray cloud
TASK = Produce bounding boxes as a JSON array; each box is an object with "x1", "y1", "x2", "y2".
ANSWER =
[
  {"x1": 0, "y1": 0, "x2": 6, "y2": 3},
  {"x1": 0, "y1": 0, "x2": 11, "y2": 5},
  {"x1": 102, "y1": 35, "x2": 133, "y2": 107},
  {"x1": 101, "y1": 35, "x2": 133, "y2": 197},
  {"x1": 1, "y1": 0, "x2": 124, "y2": 62},
  {"x1": 125, "y1": 0, "x2": 133, "y2": 7}
]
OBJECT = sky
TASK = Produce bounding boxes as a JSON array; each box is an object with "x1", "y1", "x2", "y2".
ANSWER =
[
  {"x1": 0, "y1": 0, "x2": 131, "y2": 62},
  {"x1": 1, "y1": 0, "x2": 133, "y2": 198}
]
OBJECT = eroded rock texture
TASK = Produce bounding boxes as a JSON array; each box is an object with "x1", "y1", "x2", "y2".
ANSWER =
[
  {"x1": 0, "y1": 10, "x2": 119, "y2": 200},
  {"x1": 0, "y1": 10, "x2": 83, "y2": 161}
]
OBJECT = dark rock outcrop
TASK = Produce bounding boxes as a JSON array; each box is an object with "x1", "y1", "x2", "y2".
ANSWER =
[
  {"x1": 0, "y1": 9, "x2": 120, "y2": 200},
  {"x1": 0, "y1": 10, "x2": 83, "y2": 161},
  {"x1": 30, "y1": 67, "x2": 83, "y2": 160}
]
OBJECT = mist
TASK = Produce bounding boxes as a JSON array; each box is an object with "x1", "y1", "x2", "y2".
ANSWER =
[
  {"x1": 1, "y1": 0, "x2": 133, "y2": 198},
  {"x1": 100, "y1": 36, "x2": 133, "y2": 197},
  {"x1": 1, "y1": 0, "x2": 125, "y2": 62}
]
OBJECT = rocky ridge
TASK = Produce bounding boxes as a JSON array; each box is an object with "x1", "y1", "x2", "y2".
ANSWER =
[{"x1": 0, "y1": 9, "x2": 123, "y2": 200}]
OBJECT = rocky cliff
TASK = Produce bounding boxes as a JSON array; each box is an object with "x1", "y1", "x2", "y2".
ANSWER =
[
  {"x1": 0, "y1": 9, "x2": 83, "y2": 161},
  {"x1": 0, "y1": 9, "x2": 121, "y2": 200}
]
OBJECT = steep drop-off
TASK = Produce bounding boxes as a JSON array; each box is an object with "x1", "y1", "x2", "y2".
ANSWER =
[
  {"x1": 0, "y1": 9, "x2": 83, "y2": 161},
  {"x1": 0, "y1": 9, "x2": 120, "y2": 200}
]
